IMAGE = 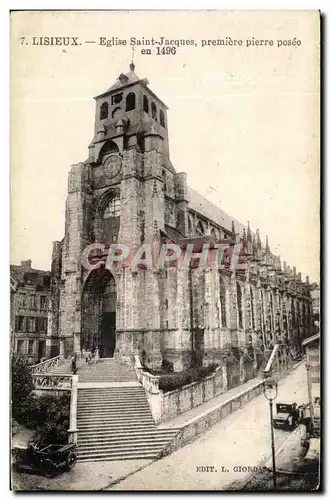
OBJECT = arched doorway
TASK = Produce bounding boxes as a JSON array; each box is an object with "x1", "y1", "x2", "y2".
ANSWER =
[{"x1": 81, "y1": 268, "x2": 117, "y2": 358}]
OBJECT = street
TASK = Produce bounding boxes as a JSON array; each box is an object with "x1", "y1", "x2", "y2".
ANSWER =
[{"x1": 109, "y1": 363, "x2": 309, "y2": 490}]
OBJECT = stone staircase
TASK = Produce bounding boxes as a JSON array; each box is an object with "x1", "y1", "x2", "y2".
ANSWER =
[
  {"x1": 77, "y1": 386, "x2": 178, "y2": 462},
  {"x1": 49, "y1": 358, "x2": 179, "y2": 462}
]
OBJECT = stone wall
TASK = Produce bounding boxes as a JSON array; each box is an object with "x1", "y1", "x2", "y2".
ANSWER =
[{"x1": 158, "y1": 365, "x2": 227, "y2": 423}]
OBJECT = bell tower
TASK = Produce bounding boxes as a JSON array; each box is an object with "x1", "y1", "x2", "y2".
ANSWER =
[
  {"x1": 55, "y1": 62, "x2": 189, "y2": 368},
  {"x1": 87, "y1": 61, "x2": 171, "y2": 165}
]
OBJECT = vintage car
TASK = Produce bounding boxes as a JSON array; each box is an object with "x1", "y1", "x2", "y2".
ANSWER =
[
  {"x1": 12, "y1": 443, "x2": 77, "y2": 478},
  {"x1": 273, "y1": 402, "x2": 300, "y2": 430}
]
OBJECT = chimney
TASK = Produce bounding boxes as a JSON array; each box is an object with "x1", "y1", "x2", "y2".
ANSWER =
[{"x1": 21, "y1": 259, "x2": 32, "y2": 269}]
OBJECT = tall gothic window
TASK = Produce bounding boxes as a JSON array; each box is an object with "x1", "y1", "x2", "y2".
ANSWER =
[
  {"x1": 261, "y1": 290, "x2": 265, "y2": 333},
  {"x1": 104, "y1": 196, "x2": 121, "y2": 219},
  {"x1": 269, "y1": 292, "x2": 274, "y2": 331},
  {"x1": 160, "y1": 110, "x2": 166, "y2": 128},
  {"x1": 237, "y1": 282, "x2": 243, "y2": 329},
  {"x1": 143, "y1": 95, "x2": 149, "y2": 113},
  {"x1": 282, "y1": 300, "x2": 288, "y2": 332},
  {"x1": 291, "y1": 300, "x2": 296, "y2": 328},
  {"x1": 100, "y1": 102, "x2": 108, "y2": 120},
  {"x1": 151, "y1": 102, "x2": 157, "y2": 120},
  {"x1": 188, "y1": 218, "x2": 194, "y2": 236},
  {"x1": 162, "y1": 169, "x2": 167, "y2": 191},
  {"x1": 126, "y1": 92, "x2": 135, "y2": 111},
  {"x1": 220, "y1": 277, "x2": 227, "y2": 327},
  {"x1": 250, "y1": 286, "x2": 255, "y2": 329}
]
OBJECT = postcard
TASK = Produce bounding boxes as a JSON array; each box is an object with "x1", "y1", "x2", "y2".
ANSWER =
[{"x1": 10, "y1": 10, "x2": 320, "y2": 491}]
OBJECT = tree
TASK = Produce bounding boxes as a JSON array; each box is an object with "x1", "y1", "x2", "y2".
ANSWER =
[
  {"x1": 11, "y1": 353, "x2": 34, "y2": 423},
  {"x1": 28, "y1": 394, "x2": 70, "y2": 447}
]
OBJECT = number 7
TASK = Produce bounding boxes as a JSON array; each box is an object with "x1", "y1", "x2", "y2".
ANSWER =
[{"x1": 20, "y1": 37, "x2": 25, "y2": 45}]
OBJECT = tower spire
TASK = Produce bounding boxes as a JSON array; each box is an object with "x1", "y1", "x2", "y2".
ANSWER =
[
  {"x1": 247, "y1": 221, "x2": 252, "y2": 240},
  {"x1": 130, "y1": 46, "x2": 135, "y2": 72}
]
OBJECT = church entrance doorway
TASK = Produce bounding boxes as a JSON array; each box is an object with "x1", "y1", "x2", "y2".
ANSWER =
[
  {"x1": 81, "y1": 268, "x2": 116, "y2": 358},
  {"x1": 100, "y1": 312, "x2": 116, "y2": 358}
]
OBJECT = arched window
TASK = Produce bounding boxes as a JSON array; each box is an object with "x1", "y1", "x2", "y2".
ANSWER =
[
  {"x1": 250, "y1": 286, "x2": 255, "y2": 329},
  {"x1": 260, "y1": 290, "x2": 265, "y2": 345},
  {"x1": 151, "y1": 102, "x2": 157, "y2": 120},
  {"x1": 269, "y1": 292, "x2": 274, "y2": 331},
  {"x1": 100, "y1": 102, "x2": 108, "y2": 120},
  {"x1": 291, "y1": 300, "x2": 296, "y2": 328},
  {"x1": 160, "y1": 109, "x2": 165, "y2": 128},
  {"x1": 162, "y1": 169, "x2": 167, "y2": 191},
  {"x1": 126, "y1": 92, "x2": 135, "y2": 111},
  {"x1": 103, "y1": 196, "x2": 121, "y2": 219},
  {"x1": 220, "y1": 277, "x2": 227, "y2": 327},
  {"x1": 237, "y1": 282, "x2": 243, "y2": 329},
  {"x1": 98, "y1": 140, "x2": 119, "y2": 163},
  {"x1": 282, "y1": 299, "x2": 287, "y2": 332},
  {"x1": 143, "y1": 95, "x2": 149, "y2": 113},
  {"x1": 211, "y1": 228, "x2": 217, "y2": 238}
]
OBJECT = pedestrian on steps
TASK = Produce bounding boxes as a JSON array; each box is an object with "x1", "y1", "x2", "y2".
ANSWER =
[
  {"x1": 94, "y1": 347, "x2": 100, "y2": 363},
  {"x1": 71, "y1": 353, "x2": 77, "y2": 375}
]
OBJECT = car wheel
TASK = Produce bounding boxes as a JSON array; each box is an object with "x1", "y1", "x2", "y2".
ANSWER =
[
  {"x1": 65, "y1": 452, "x2": 77, "y2": 471},
  {"x1": 42, "y1": 459, "x2": 57, "y2": 478}
]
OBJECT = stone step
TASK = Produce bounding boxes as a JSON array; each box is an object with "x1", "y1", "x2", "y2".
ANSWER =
[
  {"x1": 77, "y1": 442, "x2": 166, "y2": 456},
  {"x1": 77, "y1": 441, "x2": 170, "y2": 453},
  {"x1": 78, "y1": 397, "x2": 146, "y2": 402},
  {"x1": 77, "y1": 410, "x2": 153, "y2": 423},
  {"x1": 78, "y1": 426, "x2": 157, "y2": 436},
  {"x1": 77, "y1": 397, "x2": 149, "y2": 404},
  {"x1": 78, "y1": 427, "x2": 177, "y2": 438},
  {"x1": 77, "y1": 451, "x2": 160, "y2": 462},
  {"x1": 77, "y1": 420, "x2": 155, "y2": 430},
  {"x1": 77, "y1": 411, "x2": 151, "y2": 418},
  {"x1": 79, "y1": 388, "x2": 144, "y2": 392},
  {"x1": 78, "y1": 432, "x2": 178, "y2": 445},
  {"x1": 78, "y1": 425, "x2": 156, "y2": 434},
  {"x1": 77, "y1": 400, "x2": 149, "y2": 407},
  {"x1": 77, "y1": 416, "x2": 154, "y2": 425}
]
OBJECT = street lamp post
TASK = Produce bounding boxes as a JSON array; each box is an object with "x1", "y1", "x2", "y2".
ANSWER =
[{"x1": 263, "y1": 377, "x2": 278, "y2": 489}]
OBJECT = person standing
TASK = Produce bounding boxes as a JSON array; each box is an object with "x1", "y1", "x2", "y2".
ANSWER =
[
  {"x1": 95, "y1": 347, "x2": 100, "y2": 363},
  {"x1": 71, "y1": 353, "x2": 77, "y2": 375}
]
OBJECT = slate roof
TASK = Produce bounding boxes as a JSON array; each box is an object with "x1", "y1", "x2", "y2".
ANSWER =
[
  {"x1": 10, "y1": 263, "x2": 50, "y2": 290},
  {"x1": 187, "y1": 187, "x2": 247, "y2": 235}
]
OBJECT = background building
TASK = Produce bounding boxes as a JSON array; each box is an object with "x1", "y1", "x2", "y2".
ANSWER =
[
  {"x1": 310, "y1": 283, "x2": 320, "y2": 335},
  {"x1": 10, "y1": 259, "x2": 54, "y2": 365},
  {"x1": 49, "y1": 64, "x2": 313, "y2": 384},
  {"x1": 302, "y1": 333, "x2": 320, "y2": 436}
]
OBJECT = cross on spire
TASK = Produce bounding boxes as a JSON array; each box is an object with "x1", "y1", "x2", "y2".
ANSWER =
[{"x1": 130, "y1": 46, "x2": 135, "y2": 72}]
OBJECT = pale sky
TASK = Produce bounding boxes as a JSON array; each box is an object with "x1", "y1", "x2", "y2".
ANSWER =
[{"x1": 10, "y1": 10, "x2": 320, "y2": 281}]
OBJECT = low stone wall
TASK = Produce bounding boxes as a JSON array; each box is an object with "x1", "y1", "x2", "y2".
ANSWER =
[
  {"x1": 160, "y1": 379, "x2": 264, "y2": 457},
  {"x1": 158, "y1": 354, "x2": 302, "y2": 459},
  {"x1": 159, "y1": 365, "x2": 227, "y2": 423},
  {"x1": 135, "y1": 348, "x2": 294, "y2": 424}
]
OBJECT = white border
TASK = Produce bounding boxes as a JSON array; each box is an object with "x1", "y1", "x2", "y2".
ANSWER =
[{"x1": 2, "y1": 1, "x2": 327, "y2": 498}]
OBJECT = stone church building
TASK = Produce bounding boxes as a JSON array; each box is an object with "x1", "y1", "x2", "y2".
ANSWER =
[{"x1": 48, "y1": 63, "x2": 313, "y2": 376}]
